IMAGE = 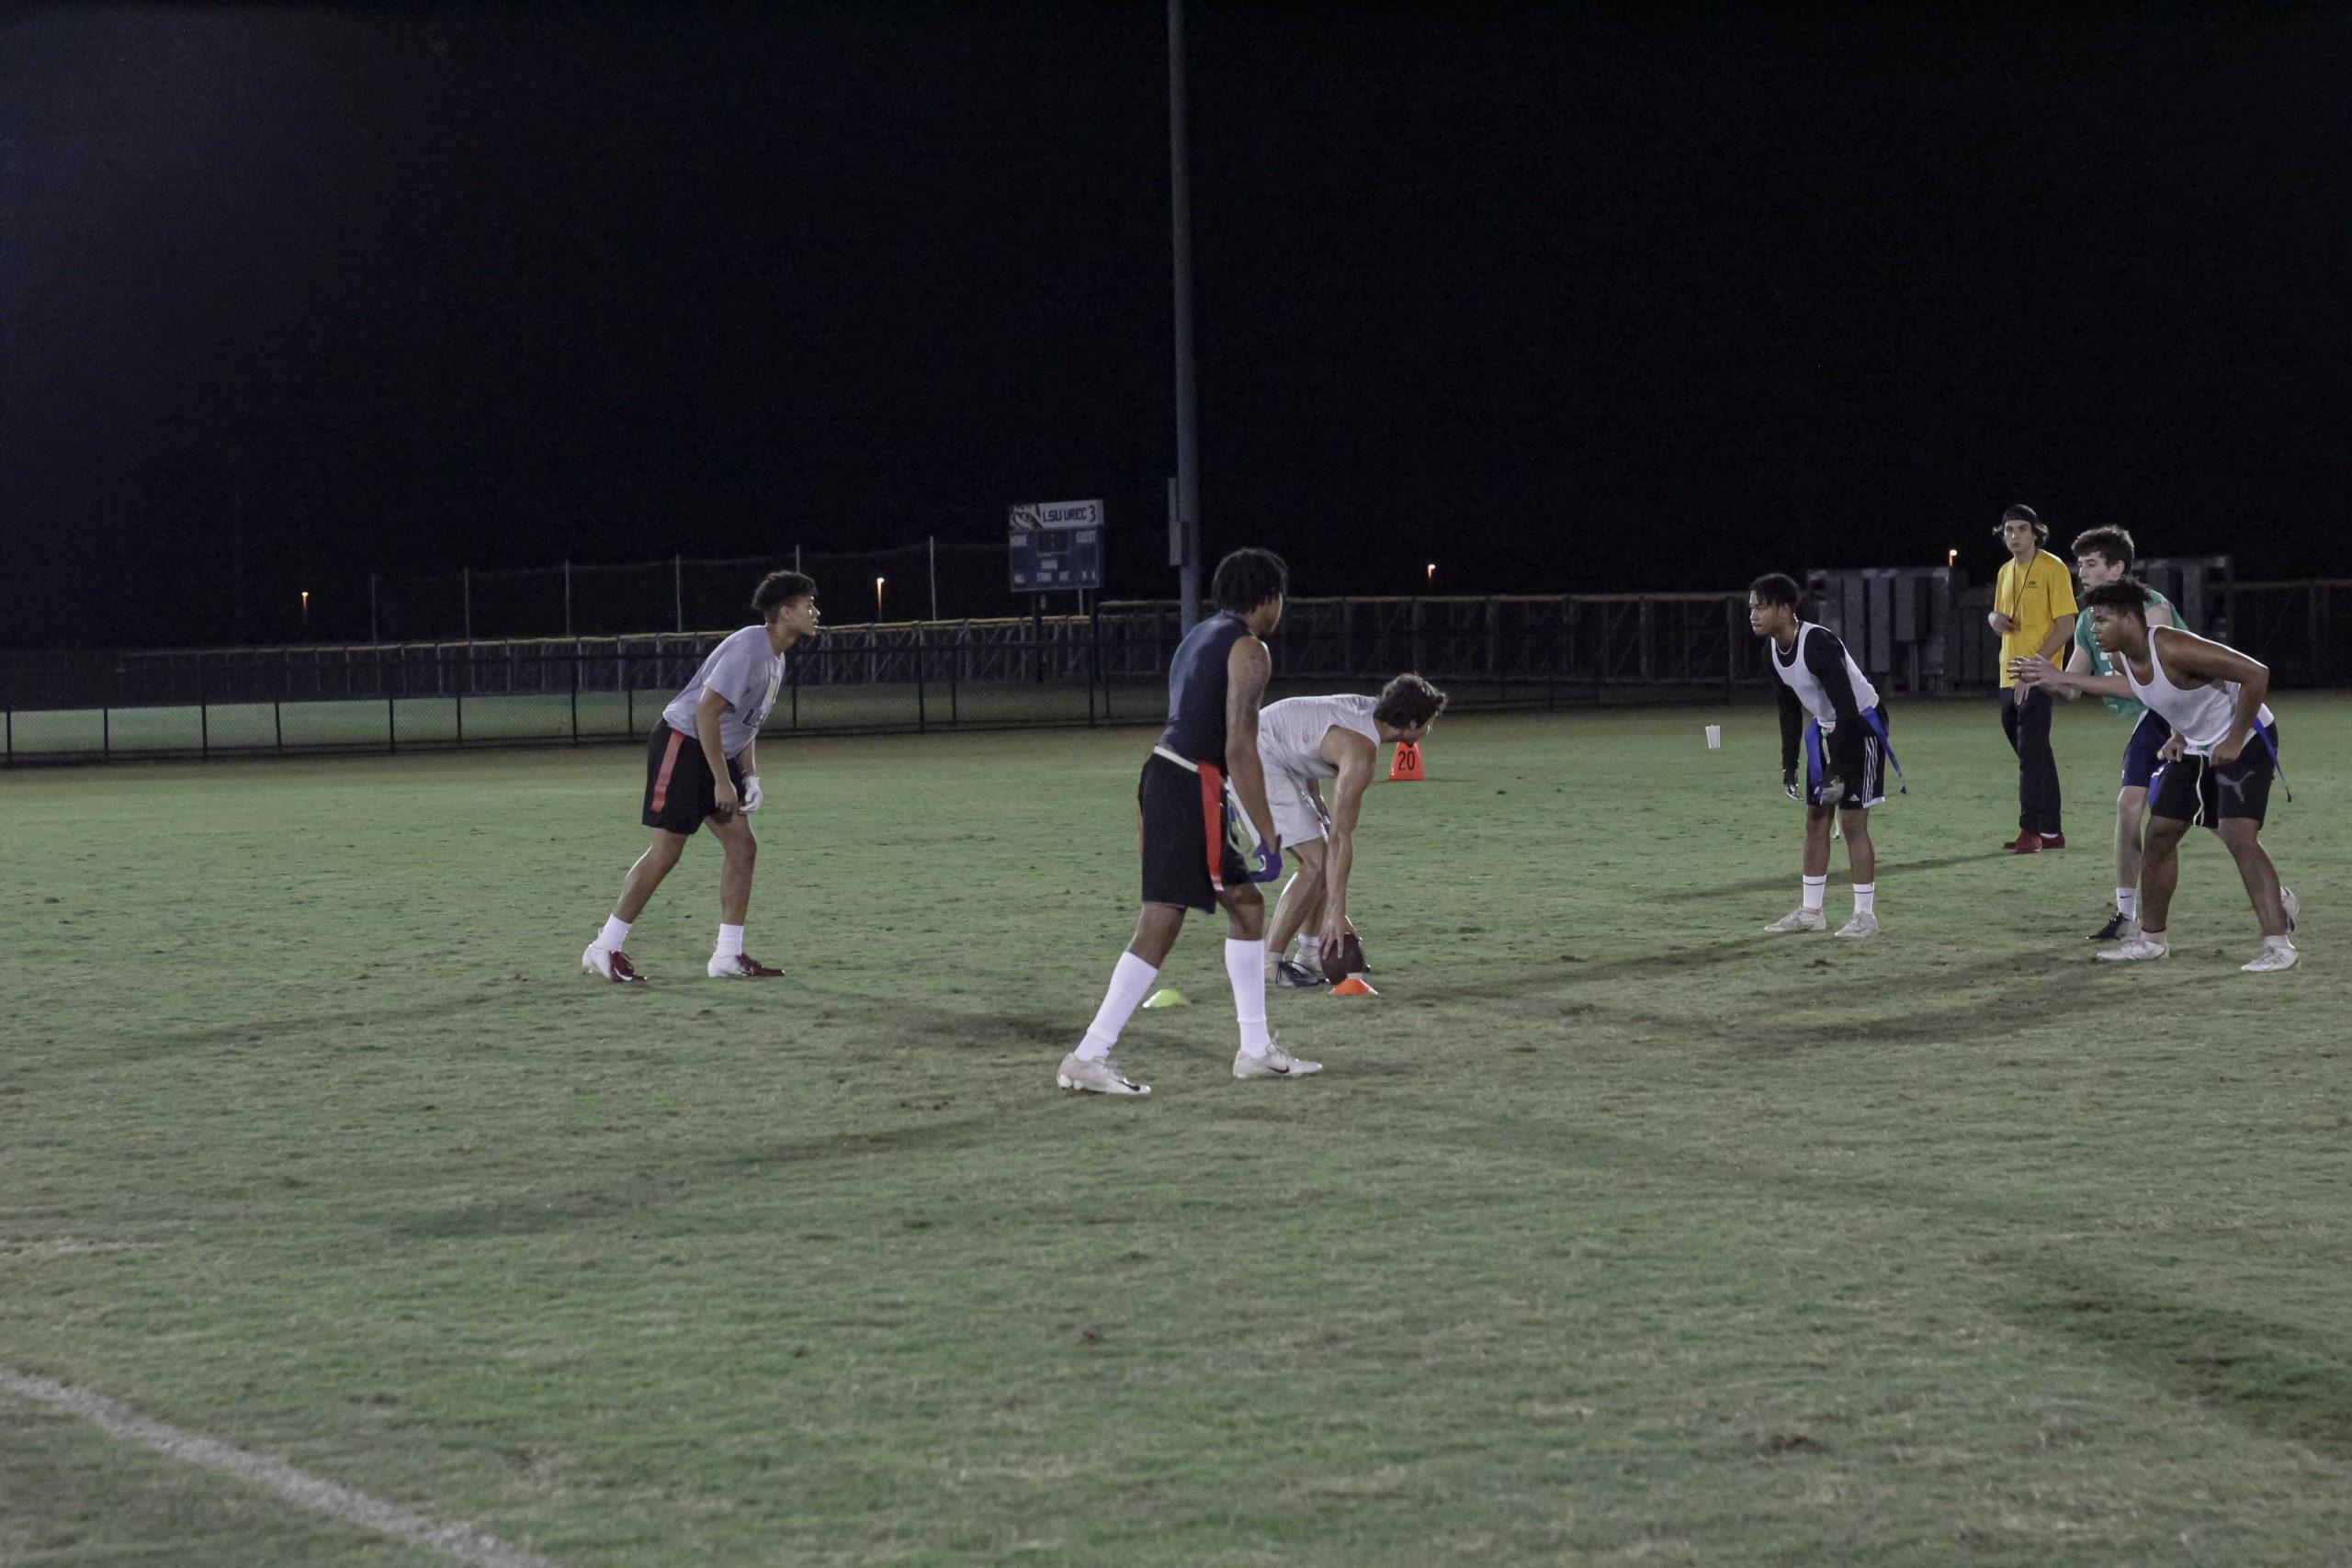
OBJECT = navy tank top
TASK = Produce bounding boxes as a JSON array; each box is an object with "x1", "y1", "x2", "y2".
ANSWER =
[{"x1": 1158, "y1": 611, "x2": 1250, "y2": 765}]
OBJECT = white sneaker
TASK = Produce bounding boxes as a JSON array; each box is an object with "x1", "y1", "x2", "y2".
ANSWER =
[
  {"x1": 1271, "y1": 957, "x2": 1329, "y2": 989},
  {"x1": 2281, "y1": 886, "x2": 2300, "y2": 934},
  {"x1": 1233, "y1": 1040, "x2": 1322, "y2": 1080},
  {"x1": 706, "y1": 953, "x2": 783, "y2": 978},
  {"x1": 1765, "y1": 908, "x2": 1827, "y2": 933},
  {"x1": 1057, "y1": 1053, "x2": 1149, "y2": 1096},
  {"x1": 2097, "y1": 934, "x2": 2170, "y2": 963},
  {"x1": 2243, "y1": 937, "x2": 2300, "y2": 974},
  {"x1": 581, "y1": 943, "x2": 647, "y2": 983},
  {"x1": 1833, "y1": 910, "x2": 1879, "y2": 940}
]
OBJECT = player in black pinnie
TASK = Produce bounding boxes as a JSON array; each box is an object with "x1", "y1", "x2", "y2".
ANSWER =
[{"x1": 1056, "y1": 548, "x2": 1316, "y2": 1096}]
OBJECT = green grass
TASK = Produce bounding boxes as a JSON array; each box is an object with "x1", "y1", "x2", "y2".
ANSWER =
[{"x1": 5, "y1": 697, "x2": 2350, "y2": 1565}]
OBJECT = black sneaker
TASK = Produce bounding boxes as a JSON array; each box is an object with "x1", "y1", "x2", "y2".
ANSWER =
[{"x1": 2088, "y1": 910, "x2": 2131, "y2": 942}]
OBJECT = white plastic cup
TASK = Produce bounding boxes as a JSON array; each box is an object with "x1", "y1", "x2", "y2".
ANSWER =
[{"x1": 1704, "y1": 724, "x2": 1722, "y2": 750}]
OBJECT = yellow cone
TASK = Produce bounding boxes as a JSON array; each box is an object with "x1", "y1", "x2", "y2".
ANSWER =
[{"x1": 1141, "y1": 988, "x2": 1191, "y2": 1009}]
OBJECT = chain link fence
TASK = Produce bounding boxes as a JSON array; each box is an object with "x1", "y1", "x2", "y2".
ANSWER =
[
  {"x1": 11, "y1": 580, "x2": 2343, "y2": 766},
  {"x1": 4, "y1": 593, "x2": 1761, "y2": 764}
]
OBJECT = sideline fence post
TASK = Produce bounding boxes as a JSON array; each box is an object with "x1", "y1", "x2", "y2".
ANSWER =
[
  {"x1": 1731, "y1": 597, "x2": 1749, "y2": 695},
  {"x1": 569, "y1": 645, "x2": 580, "y2": 744},
  {"x1": 915, "y1": 626, "x2": 927, "y2": 733},
  {"x1": 454, "y1": 646, "x2": 466, "y2": 745},
  {"x1": 198, "y1": 657, "x2": 209, "y2": 761},
  {"x1": 928, "y1": 536, "x2": 939, "y2": 622}
]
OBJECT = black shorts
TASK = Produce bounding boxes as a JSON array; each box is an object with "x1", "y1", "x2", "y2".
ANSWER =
[
  {"x1": 1804, "y1": 710, "x2": 1890, "y2": 811},
  {"x1": 2120, "y1": 709, "x2": 2171, "y2": 791},
  {"x1": 1138, "y1": 752, "x2": 1248, "y2": 913},
  {"x1": 2149, "y1": 726, "x2": 2278, "y2": 829},
  {"x1": 640, "y1": 724, "x2": 747, "y2": 834}
]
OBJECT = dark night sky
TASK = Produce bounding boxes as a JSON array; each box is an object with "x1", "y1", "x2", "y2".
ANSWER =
[{"x1": 4, "y1": 3, "x2": 2348, "y2": 649}]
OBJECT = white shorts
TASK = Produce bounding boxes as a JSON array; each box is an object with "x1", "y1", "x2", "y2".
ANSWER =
[{"x1": 1269, "y1": 770, "x2": 1329, "y2": 849}]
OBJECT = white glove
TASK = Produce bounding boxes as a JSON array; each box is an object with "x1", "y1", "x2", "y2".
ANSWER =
[{"x1": 741, "y1": 774, "x2": 763, "y2": 812}]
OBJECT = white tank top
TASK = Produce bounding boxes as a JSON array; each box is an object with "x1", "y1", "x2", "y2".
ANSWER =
[
  {"x1": 2120, "y1": 627, "x2": 2273, "y2": 757},
  {"x1": 1770, "y1": 623, "x2": 1881, "y2": 729},
  {"x1": 1257, "y1": 694, "x2": 1380, "y2": 780}
]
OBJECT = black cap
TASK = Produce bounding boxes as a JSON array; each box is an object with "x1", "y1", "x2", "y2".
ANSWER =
[{"x1": 2000, "y1": 503, "x2": 2039, "y2": 524}]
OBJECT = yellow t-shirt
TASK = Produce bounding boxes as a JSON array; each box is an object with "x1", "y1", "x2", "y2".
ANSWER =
[{"x1": 1996, "y1": 549, "x2": 2079, "y2": 688}]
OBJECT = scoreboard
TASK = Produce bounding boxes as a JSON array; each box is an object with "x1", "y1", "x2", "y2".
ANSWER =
[{"x1": 1009, "y1": 499, "x2": 1104, "y2": 592}]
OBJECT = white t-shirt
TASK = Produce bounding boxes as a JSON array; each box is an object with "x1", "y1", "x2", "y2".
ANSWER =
[
  {"x1": 662, "y1": 626, "x2": 786, "y2": 758},
  {"x1": 1259, "y1": 694, "x2": 1380, "y2": 781}
]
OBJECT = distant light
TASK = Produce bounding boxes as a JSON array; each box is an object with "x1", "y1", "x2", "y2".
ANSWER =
[
  {"x1": 1425, "y1": 562, "x2": 1436, "y2": 586},
  {"x1": 1947, "y1": 548, "x2": 1959, "y2": 567},
  {"x1": 875, "y1": 576, "x2": 886, "y2": 618}
]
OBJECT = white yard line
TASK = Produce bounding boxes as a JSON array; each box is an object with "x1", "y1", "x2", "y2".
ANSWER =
[{"x1": 0, "y1": 1365, "x2": 556, "y2": 1568}]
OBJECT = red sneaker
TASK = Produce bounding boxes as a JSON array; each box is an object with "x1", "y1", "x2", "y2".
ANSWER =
[
  {"x1": 2010, "y1": 836, "x2": 2042, "y2": 855},
  {"x1": 582, "y1": 944, "x2": 649, "y2": 983},
  {"x1": 2040, "y1": 833, "x2": 2067, "y2": 850},
  {"x1": 707, "y1": 953, "x2": 784, "y2": 979}
]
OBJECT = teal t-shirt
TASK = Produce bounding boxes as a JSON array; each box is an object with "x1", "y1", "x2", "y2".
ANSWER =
[{"x1": 2075, "y1": 587, "x2": 2180, "y2": 717}]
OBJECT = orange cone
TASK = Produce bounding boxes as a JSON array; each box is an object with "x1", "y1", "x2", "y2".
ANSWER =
[
  {"x1": 1329, "y1": 976, "x2": 1379, "y2": 996},
  {"x1": 1387, "y1": 741, "x2": 1424, "y2": 783}
]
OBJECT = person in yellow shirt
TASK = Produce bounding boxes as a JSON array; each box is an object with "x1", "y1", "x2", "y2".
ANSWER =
[{"x1": 1988, "y1": 503, "x2": 2077, "y2": 852}]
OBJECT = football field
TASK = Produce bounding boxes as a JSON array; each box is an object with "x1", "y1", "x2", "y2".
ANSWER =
[{"x1": 6, "y1": 697, "x2": 2349, "y2": 1565}]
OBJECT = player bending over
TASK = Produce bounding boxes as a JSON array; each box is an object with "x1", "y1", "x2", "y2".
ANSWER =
[
  {"x1": 581, "y1": 570, "x2": 821, "y2": 983},
  {"x1": 1261, "y1": 675, "x2": 1449, "y2": 987},
  {"x1": 1057, "y1": 548, "x2": 1312, "y2": 1095},
  {"x1": 1749, "y1": 573, "x2": 1894, "y2": 939},
  {"x1": 2062, "y1": 527, "x2": 2180, "y2": 942},
  {"x1": 2014, "y1": 580, "x2": 2299, "y2": 972}
]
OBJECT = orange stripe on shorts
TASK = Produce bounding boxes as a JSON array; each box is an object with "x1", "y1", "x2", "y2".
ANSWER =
[{"x1": 650, "y1": 729, "x2": 685, "y2": 812}]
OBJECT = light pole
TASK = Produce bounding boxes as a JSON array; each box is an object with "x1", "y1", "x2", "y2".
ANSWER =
[
  {"x1": 300, "y1": 590, "x2": 310, "y2": 638},
  {"x1": 1426, "y1": 562, "x2": 1437, "y2": 592},
  {"x1": 875, "y1": 576, "x2": 886, "y2": 622},
  {"x1": 1170, "y1": 0, "x2": 1203, "y2": 631}
]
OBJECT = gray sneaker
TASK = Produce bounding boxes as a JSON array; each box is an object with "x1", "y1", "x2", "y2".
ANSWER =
[
  {"x1": 1765, "y1": 908, "x2": 1827, "y2": 933},
  {"x1": 1056, "y1": 1053, "x2": 1149, "y2": 1096},
  {"x1": 1833, "y1": 909, "x2": 1879, "y2": 940},
  {"x1": 1233, "y1": 1041, "x2": 1322, "y2": 1080}
]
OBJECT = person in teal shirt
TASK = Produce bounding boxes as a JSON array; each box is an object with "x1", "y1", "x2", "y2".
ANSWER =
[{"x1": 2058, "y1": 527, "x2": 2178, "y2": 941}]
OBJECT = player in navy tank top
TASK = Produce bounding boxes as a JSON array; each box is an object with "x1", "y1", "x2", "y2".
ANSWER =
[{"x1": 1055, "y1": 548, "x2": 1328, "y2": 1095}]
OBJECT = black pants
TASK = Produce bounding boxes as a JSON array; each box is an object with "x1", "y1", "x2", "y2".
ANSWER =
[{"x1": 2001, "y1": 685, "x2": 2062, "y2": 836}]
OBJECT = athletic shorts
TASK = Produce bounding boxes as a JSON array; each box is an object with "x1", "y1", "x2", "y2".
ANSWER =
[
  {"x1": 2120, "y1": 709, "x2": 2172, "y2": 791},
  {"x1": 1269, "y1": 769, "x2": 1330, "y2": 849},
  {"x1": 640, "y1": 723, "x2": 747, "y2": 834},
  {"x1": 2150, "y1": 725, "x2": 2278, "y2": 829},
  {"x1": 1804, "y1": 710, "x2": 1889, "y2": 811},
  {"x1": 1138, "y1": 751, "x2": 1249, "y2": 912}
]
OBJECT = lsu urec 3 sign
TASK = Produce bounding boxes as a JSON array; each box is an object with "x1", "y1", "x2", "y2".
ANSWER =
[{"x1": 1009, "y1": 500, "x2": 1104, "y2": 592}]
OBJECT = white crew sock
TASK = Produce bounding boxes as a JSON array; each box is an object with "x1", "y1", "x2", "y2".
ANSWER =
[
  {"x1": 2141, "y1": 927, "x2": 2168, "y2": 947},
  {"x1": 596, "y1": 915, "x2": 631, "y2": 952},
  {"x1": 1852, "y1": 882, "x2": 1876, "y2": 917},
  {"x1": 1227, "y1": 939, "x2": 1274, "y2": 1056},
  {"x1": 1295, "y1": 934, "x2": 1322, "y2": 964},
  {"x1": 2117, "y1": 886, "x2": 2137, "y2": 918},
  {"x1": 1078, "y1": 953, "x2": 1159, "y2": 1062},
  {"x1": 716, "y1": 922, "x2": 745, "y2": 957},
  {"x1": 1801, "y1": 875, "x2": 1827, "y2": 913}
]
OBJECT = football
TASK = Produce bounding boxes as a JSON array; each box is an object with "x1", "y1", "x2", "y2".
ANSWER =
[{"x1": 1320, "y1": 931, "x2": 1368, "y2": 984}]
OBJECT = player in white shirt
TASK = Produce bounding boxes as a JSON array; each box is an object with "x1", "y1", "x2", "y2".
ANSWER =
[
  {"x1": 1260, "y1": 675, "x2": 1448, "y2": 986},
  {"x1": 581, "y1": 570, "x2": 821, "y2": 983},
  {"x1": 1749, "y1": 574, "x2": 1897, "y2": 939},
  {"x1": 2014, "y1": 578, "x2": 2299, "y2": 972}
]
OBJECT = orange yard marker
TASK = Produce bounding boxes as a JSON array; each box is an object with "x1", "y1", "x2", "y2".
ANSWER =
[
  {"x1": 1329, "y1": 976, "x2": 1379, "y2": 996},
  {"x1": 1387, "y1": 741, "x2": 1424, "y2": 783}
]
